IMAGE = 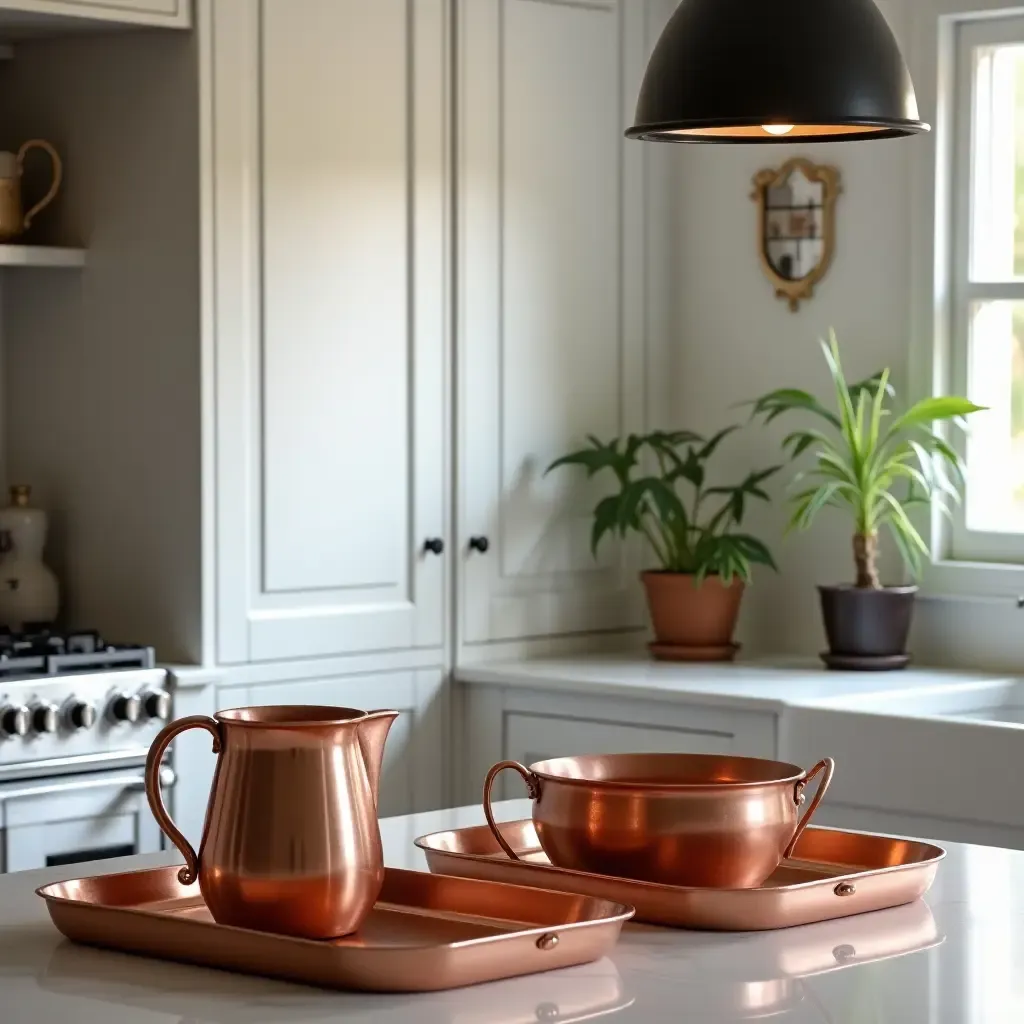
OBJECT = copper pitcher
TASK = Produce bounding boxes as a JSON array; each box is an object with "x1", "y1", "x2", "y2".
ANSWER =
[
  {"x1": 483, "y1": 753, "x2": 835, "y2": 888},
  {"x1": 0, "y1": 140, "x2": 62, "y2": 242},
  {"x1": 145, "y1": 705, "x2": 398, "y2": 938}
]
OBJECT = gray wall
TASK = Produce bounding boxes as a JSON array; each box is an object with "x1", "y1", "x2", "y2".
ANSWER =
[{"x1": 0, "y1": 29, "x2": 202, "y2": 661}]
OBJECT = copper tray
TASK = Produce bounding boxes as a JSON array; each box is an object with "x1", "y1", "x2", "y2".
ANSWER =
[
  {"x1": 37, "y1": 864, "x2": 633, "y2": 993},
  {"x1": 415, "y1": 820, "x2": 945, "y2": 931}
]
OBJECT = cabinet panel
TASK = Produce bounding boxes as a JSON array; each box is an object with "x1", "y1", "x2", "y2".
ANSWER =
[
  {"x1": 239, "y1": 668, "x2": 447, "y2": 818},
  {"x1": 507, "y1": 713, "x2": 743, "y2": 768},
  {"x1": 457, "y1": 0, "x2": 649, "y2": 645},
  {"x1": 212, "y1": 0, "x2": 447, "y2": 663},
  {"x1": 459, "y1": 683, "x2": 778, "y2": 805},
  {"x1": 0, "y1": 0, "x2": 187, "y2": 27}
]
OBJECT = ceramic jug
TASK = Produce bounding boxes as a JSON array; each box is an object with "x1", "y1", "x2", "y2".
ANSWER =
[
  {"x1": 145, "y1": 705, "x2": 399, "y2": 939},
  {"x1": 0, "y1": 485, "x2": 59, "y2": 629},
  {"x1": 0, "y1": 140, "x2": 62, "y2": 242}
]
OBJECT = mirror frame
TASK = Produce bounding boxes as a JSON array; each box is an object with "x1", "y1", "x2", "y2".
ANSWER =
[{"x1": 751, "y1": 157, "x2": 842, "y2": 312}]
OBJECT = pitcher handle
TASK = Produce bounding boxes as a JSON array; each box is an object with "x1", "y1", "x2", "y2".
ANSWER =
[
  {"x1": 17, "y1": 139, "x2": 62, "y2": 231},
  {"x1": 784, "y1": 757, "x2": 836, "y2": 860},
  {"x1": 482, "y1": 760, "x2": 540, "y2": 862},
  {"x1": 145, "y1": 715, "x2": 222, "y2": 886}
]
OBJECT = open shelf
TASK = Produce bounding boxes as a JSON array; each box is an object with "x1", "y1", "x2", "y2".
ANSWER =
[{"x1": 0, "y1": 245, "x2": 86, "y2": 268}]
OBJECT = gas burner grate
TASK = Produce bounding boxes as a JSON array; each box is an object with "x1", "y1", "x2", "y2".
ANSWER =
[{"x1": 0, "y1": 628, "x2": 155, "y2": 677}]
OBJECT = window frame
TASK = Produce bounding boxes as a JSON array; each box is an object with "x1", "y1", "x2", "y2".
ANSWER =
[
  {"x1": 949, "y1": 14, "x2": 1024, "y2": 562},
  {"x1": 913, "y1": 3, "x2": 1024, "y2": 602}
]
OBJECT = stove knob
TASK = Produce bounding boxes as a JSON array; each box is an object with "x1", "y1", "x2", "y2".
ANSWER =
[
  {"x1": 142, "y1": 689, "x2": 171, "y2": 721},
  {"x1": 0, "y1": 704, "x2": 29, "y2": 737},
  {"x1": 68, "y1": 700, "x2": 96, "y2": 731},
  {"x1": 30, "y1": 702, "x2": 59, "y2": 735},
  {"x1": 109, "y1": 692, "x2": 142, "y2": 724}
]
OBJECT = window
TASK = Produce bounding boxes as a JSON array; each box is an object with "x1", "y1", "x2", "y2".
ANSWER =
[{"x1": 951, "y1": 16, "x2": 1024, "y2": 561}]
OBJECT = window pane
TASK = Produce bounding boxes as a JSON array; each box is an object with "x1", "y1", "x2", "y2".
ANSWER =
[
  {"x1": 970, "y1": 43, "x2": 1024, "y2": 280},
  {"x1": 965, "y1": 300, "x2": 1024, "y2": 532}
]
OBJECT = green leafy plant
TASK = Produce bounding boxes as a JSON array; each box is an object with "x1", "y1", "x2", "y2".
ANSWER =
[
  {"x1": 546, "y1": 429, "x2": 780, "y2": 584},
  {"x1": 749, "y1": 330, "x2": 986, "y2": 589}
]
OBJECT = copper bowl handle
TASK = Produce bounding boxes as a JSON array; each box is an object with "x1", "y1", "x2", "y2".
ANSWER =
[
  {"x1": 784, "y1": 757, "x2": 836, "y2": 860},
  {"x1": 482, "y1": 760, "x2": 540, "y2": 862}
]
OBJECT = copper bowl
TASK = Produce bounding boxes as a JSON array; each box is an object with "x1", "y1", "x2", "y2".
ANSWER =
[{"x1": 483, "y1": 753, "x2": 835, "y2": 888}]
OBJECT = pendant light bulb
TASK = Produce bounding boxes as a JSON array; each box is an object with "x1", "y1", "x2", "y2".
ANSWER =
[{"x1": 761, "y1": 124, "x2": 795, "y2": 136}]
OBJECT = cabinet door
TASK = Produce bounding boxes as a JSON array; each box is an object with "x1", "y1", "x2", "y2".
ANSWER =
[
  {"x1": 211, "y1": 0, "x2": 448, "y2": 663},
  {"x1": 0, "y1": 0, "x2": 188, "y2": 27},
  {"x1": 457, "y1": 0, "x2": 650, "y2": 645},
  {"x1": 230, "y1": 668, "x2": 447, "y2": 818}
]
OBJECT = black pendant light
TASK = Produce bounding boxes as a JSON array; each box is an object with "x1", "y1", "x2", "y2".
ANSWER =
[{"x1": 626, "y1": 0, "x2": 929, "y2": 144}]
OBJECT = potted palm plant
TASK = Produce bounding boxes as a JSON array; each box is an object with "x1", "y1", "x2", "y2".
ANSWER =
[
  {"x1": 750, "y1": 331, "x2": 985, "y2": 669},
  {"x1": 547, "y1": 429, "x2": 779, "y2": 661}
]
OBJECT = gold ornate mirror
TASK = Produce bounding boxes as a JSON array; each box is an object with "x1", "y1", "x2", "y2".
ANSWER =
[{"x1": 751, "y1": 158, "x2": 841, "y2": 311}]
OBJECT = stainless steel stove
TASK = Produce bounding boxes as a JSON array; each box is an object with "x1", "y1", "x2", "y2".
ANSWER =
[{"x1": 0, "y1": 629, "x2": 172, "y2": 872}]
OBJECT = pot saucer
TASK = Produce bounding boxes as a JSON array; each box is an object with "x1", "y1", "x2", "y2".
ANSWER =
[
  {"x1": 648, "y1": 642, "x2": 741, "y2": 663},
  {"x1": 820, "y1": 652, "x2": 910, "y2": 672}
]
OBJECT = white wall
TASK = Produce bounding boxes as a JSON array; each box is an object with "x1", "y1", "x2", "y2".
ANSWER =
[{"x1": 670, "y1": 2, "x2": 917, "y2": 657}]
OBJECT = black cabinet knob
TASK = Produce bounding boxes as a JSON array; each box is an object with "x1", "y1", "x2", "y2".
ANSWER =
[
  {"x1": 423, "y1": 538, "x2": 444, "y2": 556},
  {"x1": 469, "y1": 536, "x2": 490, "y2": 554}
]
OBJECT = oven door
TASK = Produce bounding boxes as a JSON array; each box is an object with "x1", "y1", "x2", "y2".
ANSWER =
[{"x1": 0, "y1": 765, "x2": 172, "y2": 873}]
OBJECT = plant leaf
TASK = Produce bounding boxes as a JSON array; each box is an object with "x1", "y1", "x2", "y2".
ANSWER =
[
  {"x1": 888, "y1": 397, "x2": 987, "y2": 438},
  {"x1": 887, "y1": 517, "x2": 922, "y2": 579},
  {"x1": 698, "y1": 425, "x2": 739, "y2": 460},
  {"x1": 590, "y1": 495, "x2": 621, "y2": 557},
  {"x1": 729, "y1": 533, "x2": 778, "y2": 571},
  {"x1": 867, "y1": 367, "x2": 891, "y2": 454},
  {"x1": 820, "y1": 330, "x2": 859, "y2": 458},
  {"x1": 878, "y1": 491, "x2": 928, "y2": 554},
  {"x1": 746, "y1": 388, "x2": 841, "y2": 429}
]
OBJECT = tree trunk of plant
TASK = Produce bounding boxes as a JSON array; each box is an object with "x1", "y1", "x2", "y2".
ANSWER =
[{"x1": 853, "y1": 531, "x2": 880, "y2": 589}]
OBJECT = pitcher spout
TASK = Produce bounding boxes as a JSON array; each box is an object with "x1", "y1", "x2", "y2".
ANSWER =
[{"x1": 357, "y1": 709, "x2": 400, "y2": 809}]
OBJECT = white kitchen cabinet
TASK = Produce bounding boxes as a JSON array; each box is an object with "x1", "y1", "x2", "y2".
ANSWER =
[
  {"x1": 459, "y1": 683, "x2": 778, "y2": 805},
  {"x1": 211, "y1": 0, "x2": 448, "y2": 664},
  {"x1": 456, "y1": 0, "x2": 653, "y2": 648},
  {"x1": 0, "y1": 0, "x2": 189, "y2": 29},
  {"x1": 219, "y1": 668, "x2": 447, "y2": 820}
]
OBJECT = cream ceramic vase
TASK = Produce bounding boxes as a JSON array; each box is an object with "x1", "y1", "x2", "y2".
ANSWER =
[{"x1": 0, "y1": 485, "x2": 59, "y2": 628}]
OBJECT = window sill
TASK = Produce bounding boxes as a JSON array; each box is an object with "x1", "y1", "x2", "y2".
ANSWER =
[{"x1": 920, "y1": 557, "x2": 1024, "y2": 605}]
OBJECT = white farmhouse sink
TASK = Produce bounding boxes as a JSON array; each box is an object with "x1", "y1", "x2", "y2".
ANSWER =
[
  {"x1": 784, "y1": 674, "x2": 1024, "y2": 851},
  {"x1": 805, "y1": 677, "x2": 1024, "y2": 727}
]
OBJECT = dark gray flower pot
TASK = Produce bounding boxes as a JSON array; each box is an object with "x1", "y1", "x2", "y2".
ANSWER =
[{"x1": 818, "y1": 584, "x2": 917, "y2": 669}]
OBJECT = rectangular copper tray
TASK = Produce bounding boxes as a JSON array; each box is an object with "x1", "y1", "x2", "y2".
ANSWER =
[
  {"x1": 37, "y1": 864, "x2": 633, "y2": 992},
  {"x1": 415, "y1": 820, "x2": 945, "y2": 931}
]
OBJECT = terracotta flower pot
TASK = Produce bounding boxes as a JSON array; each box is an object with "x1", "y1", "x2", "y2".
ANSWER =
[{"x1": 641, "y1": 572, "x2": 745, "y2": 654}]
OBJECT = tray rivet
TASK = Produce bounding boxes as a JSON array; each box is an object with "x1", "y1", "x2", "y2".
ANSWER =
[
  {"x1": 536, "y1": 932, "x2": 559, "y2": 951},
  {"x1": 834, "y1": 882, "x2": 857, "y2": 897},
  {"x1": 833, "y1": 943, "x2": 857, "y2": 964}
]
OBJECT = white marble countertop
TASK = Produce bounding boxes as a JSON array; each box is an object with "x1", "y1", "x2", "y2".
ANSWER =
[
  {"x1": 3, "y1": 798, "x2": 1022, "y2": 1022},
  {"x1": 456, "y1": 653, "x2": 1014, "y2": 713}
]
